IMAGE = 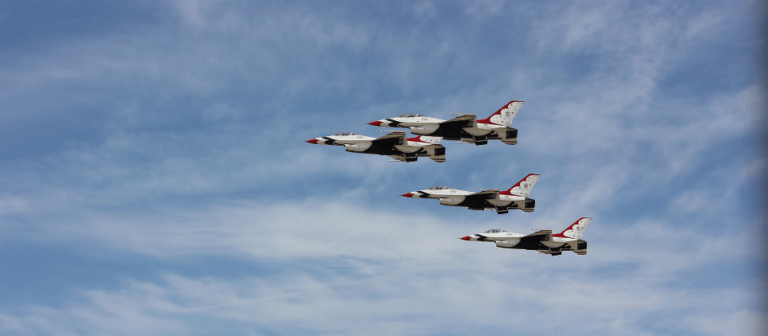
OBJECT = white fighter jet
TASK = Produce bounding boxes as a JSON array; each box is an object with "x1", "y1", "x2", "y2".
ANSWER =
[
  {"x1": 368, "y1": 100, "x2": 524, "y2": 145},
  {"x1": 459, "y1": 217, "x2": 592, "y2": 256},
  {"x1": 306, "y1": 131, "x2": 446, "y2": 162},
  {"x1": 400, "y1": 173, "x2": 539, "y2": 214}
]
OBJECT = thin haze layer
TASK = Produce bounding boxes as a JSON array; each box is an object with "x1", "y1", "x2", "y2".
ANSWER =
[{"x1": 0, "y1": 0, "x2": 763, "y2": 335}]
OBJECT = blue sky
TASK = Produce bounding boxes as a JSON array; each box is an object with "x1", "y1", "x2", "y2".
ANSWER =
[{"x1": 0, "y1": 0, "x2": 764, "y2": 335}]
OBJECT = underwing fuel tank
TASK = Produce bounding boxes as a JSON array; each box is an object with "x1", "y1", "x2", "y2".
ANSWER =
[
  {"x1": 343, "y1": 141, "x2": 372, "y2": 152},
  {"x1": 487, "y1": 198, "x2": 508, "y2": 207},
  {"x1": 495, "y1": 239, "x2": 521, "y2": 248},
  {"x1": 438, "y1": 196, "x2": 465, "y2": 206},
  {"x1": 409, "y1": 124, "x2": 439, "y2": 135}
]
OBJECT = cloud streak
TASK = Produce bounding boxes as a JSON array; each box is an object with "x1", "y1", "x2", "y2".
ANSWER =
[{"x1": 0, "y1": 0, "x2": 760, "y2": 335}]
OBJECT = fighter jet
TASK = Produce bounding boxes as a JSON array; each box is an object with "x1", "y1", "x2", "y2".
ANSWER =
[
  {"x1": 306, "y1": 131, "x2": 446, "y2": 162},
  {"x1": 458, "y1": 217, "x2": 592, "y2": 256},
  {"x1": 400, "y1": 173, "x2": 539, "y2": 214},
  {"x1": 368, "y1": 100, "x2": 524, "y2": 145}
]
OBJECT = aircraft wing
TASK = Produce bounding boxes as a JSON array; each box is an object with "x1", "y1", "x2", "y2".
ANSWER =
[
  {"x1": 363, "y1": 132, "x2": 406, "y2": 154},
  {"x1": 372, "y1": 132, "x2": 406, "y2": 146},
  {"x1": 434, "y1": 115, "x2": 477, "y2": 136},
  {"x1": 466, "y1": 189, "x2": 499, "y2": 200},
  {"x1": 524, "y1": 230, "x2": 552, "y2": 238},
  {"x1": 459, "y1": 189, "x2": 499, "y2": 208},
  {"x1": 367, "y1": 132, "x2": 420, "y2": 161},
  {"x1": 507, "y1": 230, "x2": 553, "y2": 249}
]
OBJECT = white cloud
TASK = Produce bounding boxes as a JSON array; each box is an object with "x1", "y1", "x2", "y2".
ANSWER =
[
  {"x1": 683, "y1": 310, "x2": 767, "y2": 336},
  {"x1": 0, "y1": 259, "x2": 758, "y2": 336},
  {"x1": 0, "y1": 0, "x2": 760, "y2": 334},
  {"x1": 462, "y1": 0, "x2": 506, "y2": 16},
  {"x1": 0, "y1": 283, "x2": 186, "y2": 336},
  {"x1": 0, "y1": 195, "x2": 28, "y2": 216}
]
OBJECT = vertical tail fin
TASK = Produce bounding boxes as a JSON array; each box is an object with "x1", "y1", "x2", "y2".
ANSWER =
[
  {"x1": 477, "y1": 100, "x2": 524, "y2": 127},
  {"x1": 502, "y1": 173, "x2": 540, "y2": 198},
  {"x1": 553, "y1": 217, "x2": 592, "y2": 239}
]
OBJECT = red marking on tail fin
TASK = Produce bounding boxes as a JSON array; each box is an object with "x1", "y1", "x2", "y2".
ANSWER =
[
  {"x1": 553, "y1": 217, "x2": 588, "y2": 238},
  {"x1": 477, "y1": 100, "x2": 524, "y2": 125},
  {"x1": 500, "y1": 173, "x2": 540, "y2": 196}
]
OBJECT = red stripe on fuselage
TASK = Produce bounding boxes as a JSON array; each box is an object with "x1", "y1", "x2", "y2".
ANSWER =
[{"x1": 407, "y1": 135, "x2": 426, "y2": 143}]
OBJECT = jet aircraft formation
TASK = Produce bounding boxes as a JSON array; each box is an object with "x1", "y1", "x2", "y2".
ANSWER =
[{"x1": 306, "y1": 100, "x2": 592, "y2": 256}]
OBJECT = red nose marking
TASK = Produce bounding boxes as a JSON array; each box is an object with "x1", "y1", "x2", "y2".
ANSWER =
[
  {"x1": 401, "y1": 193, "x2": 414, "y2": 197},
  {"x1": 369, "y1": 121, "x2": 383, "y2": 126},
  {"x1": 459, "y1": 236, "x2": 472, "y2": 241},
  {"x1": 306, "y1": 139, "x2": 319, "y2": 144}
]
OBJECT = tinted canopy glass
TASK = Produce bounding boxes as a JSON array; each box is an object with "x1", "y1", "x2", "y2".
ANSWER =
[{"x1": 483, "y1": 229, "x2": 507, "y2": 233}]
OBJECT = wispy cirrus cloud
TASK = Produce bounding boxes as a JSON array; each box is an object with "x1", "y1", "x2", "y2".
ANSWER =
[{"x1": 0, "y1": 0, "x2": 760, "y2": 335}]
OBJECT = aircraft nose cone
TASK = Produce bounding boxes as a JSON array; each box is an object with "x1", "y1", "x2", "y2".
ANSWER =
[
  {"x1": 400, "y1": 192, "x2": 414, "y2": 198},
  {"x1": 458, "y1": 236, "x2": 472, "y2": 241},
  {"x1": 306, "y1": 139, "x2": 319, "y2": 144},
  {"x1": 369, "y1": 120, "x2": 383, "y2": 126}
]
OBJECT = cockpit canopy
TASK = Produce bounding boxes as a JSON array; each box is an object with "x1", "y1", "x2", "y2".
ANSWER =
[
  {"x1": 333, "y1": 132, "x2": 355, "y2": 136},
  {"x1": 483, "y1": 229, "x2": 507, "y2": 233},
  {"x1": 397, "y1": 113, "x2": 422, "y2": 118},
  {"x1": 427, "y1": 185, "x2": 449, "y2": 190}
]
